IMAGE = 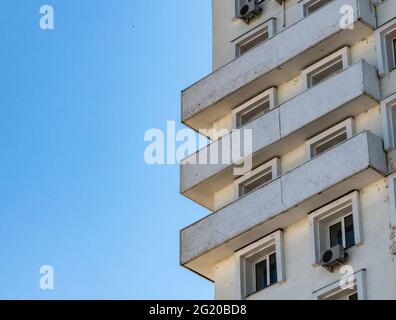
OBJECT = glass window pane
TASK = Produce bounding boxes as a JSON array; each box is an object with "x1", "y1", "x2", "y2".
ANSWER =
[
  {"x1": 269, "y1": 253, "x2": 277, "y2": 285},
  {"x1": 329, "y1": 221, "x2": 342, "y2": 247},
  {"x1": 393, "y1": 38, "x2": 396, "y2": 66},
  {"x1": 344, "y1": 214, "x2": 355, "y2": 248},
  {"x1": 312, "y1": 130, "x2": 347, "y2": 157},
  {"x1": 255, "y1": 259, "x2": 267, "y2": 292},
  {"x1": 238, "y1": 30, "x2": 269, "y2": 56},
  {"x1": 348, "y1": 292, "x2": 358, "y2": 300},
  {"x1": 305, "y1": 0, "x2": 332, "y2": 16},
  {"x1": 310, "y1": 59, "x2": 343, "y2": 87},
  {"x1": 238, "y1": 98, "x2": 270, "y2": 128},
  {"x1": 240, "y1": 171, "x2": 272, "y2": 196}
]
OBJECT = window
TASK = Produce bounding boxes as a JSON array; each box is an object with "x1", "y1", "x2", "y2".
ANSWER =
[
  {"x1": 386, "y1": 172, "x2": 396, "y2": 229},
  {"x1": 301, "y1": 0, "x2": 333, "y2": 17},
  {"x1": 308, "y1": 191, "x2": 362, "y2": 266},
  {"x1": 232, "y1": 87, "x2": 277, "y2": 129},
  {"x1": 234, "y1": 19, "x2": 276, "y2": 57},
  {"x1": 301, "y1": 47, "x2": 351, "y2": 90},
  {"x1": 375, "y1": 19, "x2": 396, "y2": 75},
  {"x1": 235, "y1": 157, "x2": 280, "y2": 198},
  {"x1": 380, "y1": 93, "x2": 396, "y2": 151},
  {"x1": 314, "y1": 270, "x2": 367, "y2": 300},
  {"x1": 254, "y1": 252, "x2": 277, "y2": 291},
  {"x1": 305, "y1": 118, "x2": 354, "y2": 160},
  {"x1": 235, "y1": 230, "x2": 285, "y2": 298},
  {"x1": 329, "y1": 213, "x2": 355, "y2": 249}
]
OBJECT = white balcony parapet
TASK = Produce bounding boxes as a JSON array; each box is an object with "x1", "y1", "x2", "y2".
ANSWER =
[
  {"x1": 180, "y1": 131, "x2": 387, "y2": 280},
  {"x1": 181, "y1": 60, "x2": 380, "y2": 210},
  {"x1": 181, "y1": 0, "x2": 376, "y2": 132}
]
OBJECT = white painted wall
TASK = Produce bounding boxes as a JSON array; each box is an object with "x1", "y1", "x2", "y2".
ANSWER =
[
  {"x1": 207, "y1": 34, "x2": 377, "y2": 139},
  {"x1": 212, "y1": 104, "x2": 382, "y2": 211},
  {"x1": 214, "y1": 179, "x2": 396, "y2": 300}
]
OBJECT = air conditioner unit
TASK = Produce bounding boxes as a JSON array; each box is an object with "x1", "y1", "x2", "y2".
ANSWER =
[
  {"x1": 320, "y1": 244, "x2": 346, "y2": 271},
  {"x1": 237, "y1": 0, "x2": 264, "y2": 24}
]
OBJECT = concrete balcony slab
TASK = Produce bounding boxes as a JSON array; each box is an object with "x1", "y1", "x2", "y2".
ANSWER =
[
  {"x1": 180, "y1": 131, "x2": 387, "y2": 280},
  {"x1": 181, "y1": 61, "x2": 380, "y2": 210},
  {"x1": 181, "y1": 0, "x2": 376, "y2": 132}
]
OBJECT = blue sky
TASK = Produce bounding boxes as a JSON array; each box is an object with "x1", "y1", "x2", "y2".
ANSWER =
[{"x1": 0, "y1": 0, "x2": 213, "y2": 299}]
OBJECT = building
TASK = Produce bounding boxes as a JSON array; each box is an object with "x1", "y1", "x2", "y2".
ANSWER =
[{"x1": 180, "y1": 0, "x2": 396, "y2": 300}]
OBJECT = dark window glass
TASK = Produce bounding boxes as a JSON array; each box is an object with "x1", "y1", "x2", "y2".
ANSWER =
[
  {"x1": 237, "y1": 30, "x2": 269, "y2": 56},
  {"x1": 344, "y1": 214, "x2": 355, "y2": 248},
  {"x1": 329, "y1": 221, "x2": 342, "y2": 247},
  {"x1": 348, "y1": 292, "x2": 358, "y2": 300},
  {"x1": 310, "y1": 58, "x2": 343, "y2": 87},
  {"x1": 393, "y1": 38, "x2": 396, "y2": 66},
  {"x1": 255, "y1": 259, "x2": 267, "y2": 292},
  {"x1": 311, "y1": 127, "x2": 348, "y2": 158},
  {"x1": 237, "y1": 98, "x2": 270, "y2": 128},
  {"x1": 305, "y1": 0, "x2": 332, "y2": 16},
  {"x1": 240, "y1": 170, "x2": 272, "y2": 196},
  {"x1": 269, "y1": 253, "x2": 277, "y2": 285}
]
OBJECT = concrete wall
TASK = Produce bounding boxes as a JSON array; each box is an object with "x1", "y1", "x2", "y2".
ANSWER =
[
  {"x1": 212, "y1": 0, "x2": 301, "y2": 71},
  {"x1": 214, "y1": 179, "x2": 396, "y2": 300},
  {"x1": 212, "y1": 104, "x2": 382, "y2": 210}
]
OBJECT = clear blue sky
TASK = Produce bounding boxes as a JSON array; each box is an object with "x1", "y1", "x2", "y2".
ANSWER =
[{"x1": 0, "y1": 0, "x2": 213, "y2": 299}]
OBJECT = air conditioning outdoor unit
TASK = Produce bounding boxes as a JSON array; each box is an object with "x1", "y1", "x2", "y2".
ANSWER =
[
  {"x1": 237, "y1": 0, "x2": 264, "y2": 24},
  {"x1": 320, "y1": 244, "x2": 347, "y2": 272}
]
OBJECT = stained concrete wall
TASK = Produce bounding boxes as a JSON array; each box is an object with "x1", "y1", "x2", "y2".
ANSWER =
[
  {"x1": 214, "y1": 179, "x2": 396, "y2": 300},
  {"x1": 181, "y1": 131, "x2": 387, "y2": 266},
  {"x1": 208, "y1": 34, "x2": 377, "y2": 137}
]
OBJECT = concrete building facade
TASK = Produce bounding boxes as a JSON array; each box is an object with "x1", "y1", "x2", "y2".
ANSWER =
[{"x1": 180, "y1": 0, "x2": 396, "y2": 300}]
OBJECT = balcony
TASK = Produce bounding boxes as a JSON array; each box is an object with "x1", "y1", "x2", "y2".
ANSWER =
[
  {"x1": 180, "y1": 131, "x2": 387, "y2": 280},
  {"x1": 181, "y1": 60, "x2": 380, "y2": 210},
  {"x1": 182, "y1": 0, "x2": 376, "y2": 132}
]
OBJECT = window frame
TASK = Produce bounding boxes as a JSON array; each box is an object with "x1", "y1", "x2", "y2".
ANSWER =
[
  {"x1": 234, "y1": 157, "x2": 280, "y2": 198},
  {"x1": 327, "y1": 213, "x2": 355, "y2": 249},
  {"x1": 235, "y1": 230, "x2": 285, "y2": 299},
  {"x1": 232, "y1": 87, "x2": 277, "y2": 129},
  {"x1": 234, "y1": 18, "x2": 276, "y2": 58},
  {"x1": 380, "y1": 93, "x2": 396, "y2": 151},
  {"x1": 308, "y1": 191, "x2": 362, "y2": 266},
  {"x1": 305, "y1": 118, "x2": 354, "y2": 160},
  {"x1": 300, "y1": 0, "x2": 334, "y2": 17},
  {"x1": 387, "y1": 172, "x2": 396, "y2": 229},
  {"x1": 252, "y1": 251, "x2": 277, "y2": 292},
  {"x1": 301, "y1": 47, "x2": 351, "y2": 90},
  {"x1": 375, "y1": 18, "x2": 396, "y2": 76},
  {"x1": 313, "y1": 269, "x2": 367, "y2": 300}
]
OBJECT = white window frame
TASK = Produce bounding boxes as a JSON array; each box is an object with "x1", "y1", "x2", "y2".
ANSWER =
[
  {"x1": 375, "y1": 18, "x2": 396, "y2": 76},
  {"x1": 308, "y1": 191, "x2": 363, "y2": 266},
  {"x1": 300, "y1": 0, "x2": 334, "y2": 17},
  {"x1": 234, "y1": 157, "x2": 280, "y2": 198},
  {"x1": 313, "y1": 269, "x2": 367, "y2": 300},
  {"x1": 234, "y1": 18, "x2": 276, "y2": 57},
  {"x1": 235, "y1": 230, "x2": 285, "y2": 299},
  {"x1": 232, "y1": 87, "x2": 277, "y2": 129},
  {"x1": 301, "y1": 47, "x2": 351, "y2": 90},
  {"x1": 305, "y1": 118, "x2": 355, "y2": 160},
  {"x1": 380, "y1": 93, "x2": 396, "y2": 151},
  {"x1": 387, "y1": 172, "x2": 396, "y2": 228}
]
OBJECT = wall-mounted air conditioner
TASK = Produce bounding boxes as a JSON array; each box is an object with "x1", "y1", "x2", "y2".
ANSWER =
[{"x1": 320, "y1": 244, "x2": 347, "y2": 272}]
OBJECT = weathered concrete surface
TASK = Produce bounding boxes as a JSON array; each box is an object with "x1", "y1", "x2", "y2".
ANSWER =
[
  {"x1": 182, "y1": 0, "x2": 376, "y2": 131},
  {"x1": 181, "y1": 61, "x2": 380, "y2": 206},
  {"x1": 180, "y1": 131, "x2": 387, "y2": 279}
]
